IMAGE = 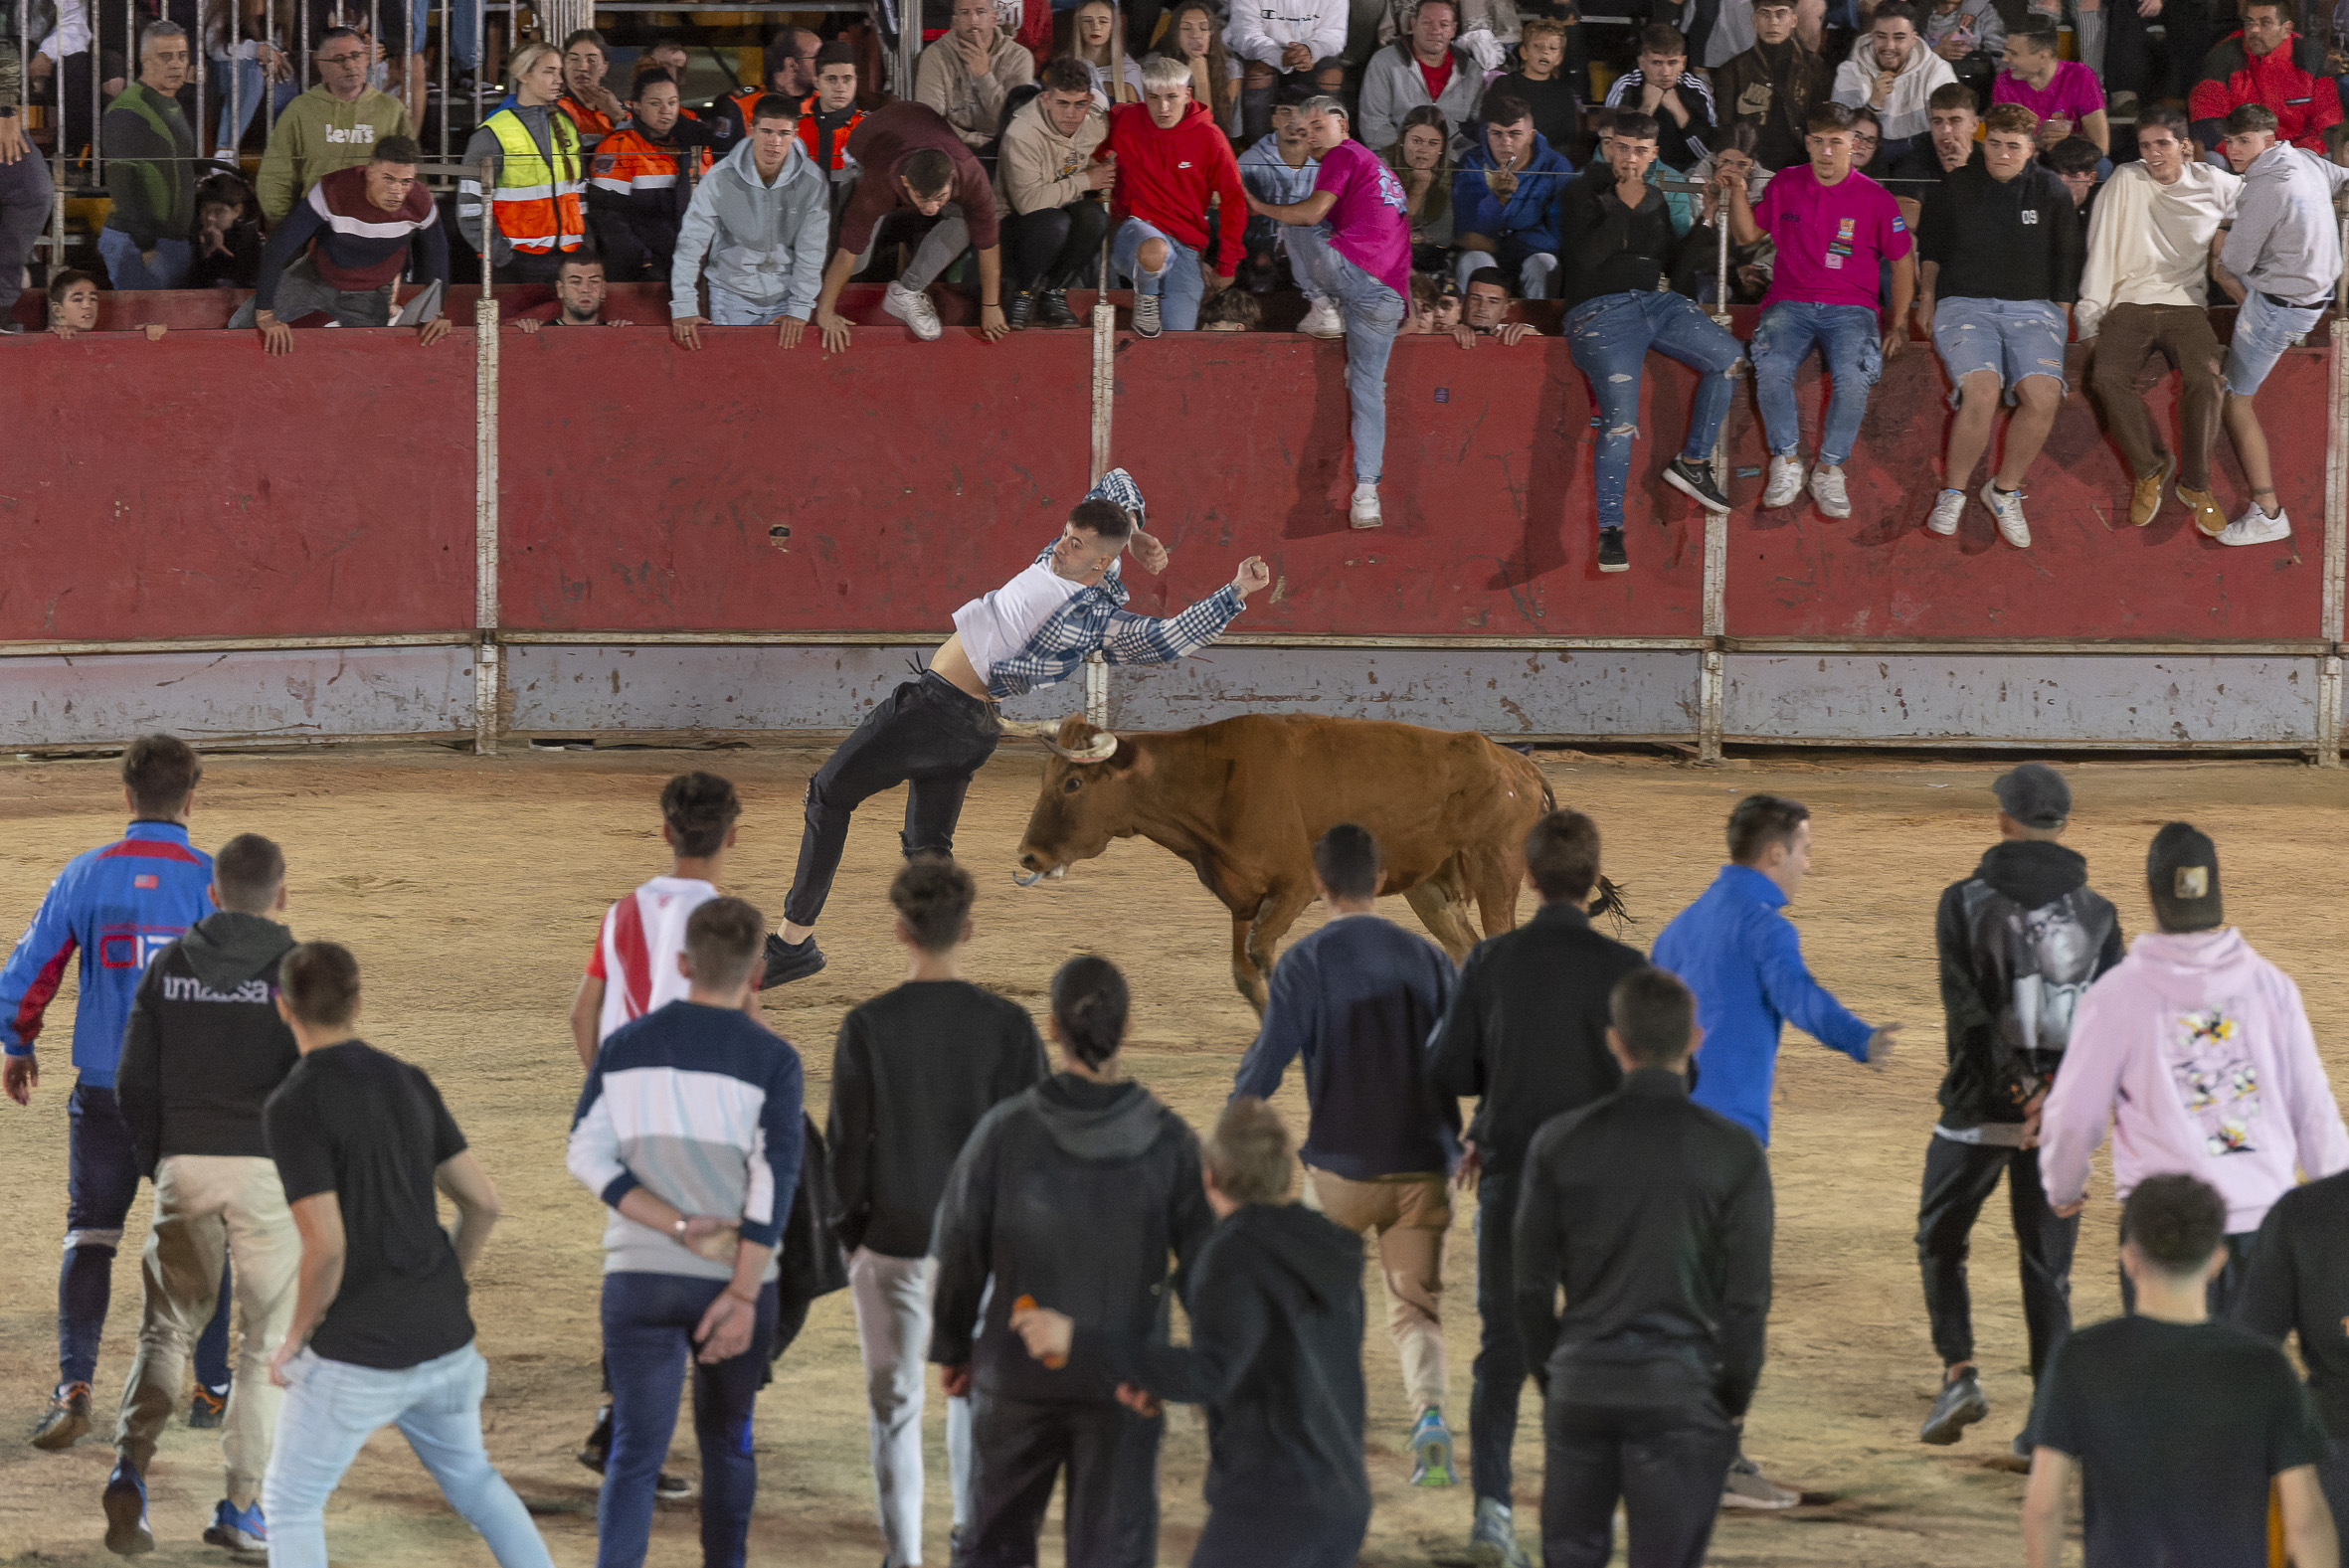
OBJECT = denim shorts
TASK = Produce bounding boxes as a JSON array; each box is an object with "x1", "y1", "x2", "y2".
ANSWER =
[
  {"x1": 2224, "y1": 287, "x2": 2325, "y2": 397},
  {"x1": 1931, "y1": 296, "x2": 2069, "y2": 406}
]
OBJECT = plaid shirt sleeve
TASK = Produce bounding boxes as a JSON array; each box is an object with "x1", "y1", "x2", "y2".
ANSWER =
[{"x1": 1098, "y1": 585, "x2": 1246, "y2": 667}]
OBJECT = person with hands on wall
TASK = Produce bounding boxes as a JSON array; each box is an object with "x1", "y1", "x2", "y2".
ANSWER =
[{"x1": 668, "y1": 93, "x2": 831, "y2": 351}]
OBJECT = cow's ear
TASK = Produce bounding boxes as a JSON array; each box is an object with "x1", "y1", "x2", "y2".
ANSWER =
[{"x1": 1111, "y1": 740, "x2": 1150, "y2": 777}]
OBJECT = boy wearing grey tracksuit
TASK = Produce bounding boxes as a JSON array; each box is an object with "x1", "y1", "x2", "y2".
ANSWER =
[{"x1": 669, "y1": 112, "x2": 830, "y2": 330}]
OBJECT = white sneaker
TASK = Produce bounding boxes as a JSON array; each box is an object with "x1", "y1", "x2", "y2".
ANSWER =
[
  {"x1": 1761, "y1": 454, "x2": 1805, "y2": 508},
  {"x1": 2217, "y1": 503, "x2": 2291, "y2": 546},
  {"x1": 1299, "y1": 297, "x2": 1346, "y2": 339},
  {"x1": 1721, "y1": 1455, "x2": 1801, "y2": 1510},
  {"x1": 1809, "y1": 464, "x2": 1852, "y2": 518},
  {"x1": 882, "y1": 281, "x2": 943, "y2": 341},
  {"x1": 1925, "y1": 488, "x2": 1966, "y2": 536},
  {"x1": 1979, "y1": 480, "x2": 2031, "y2": 548},
  {"x1": 1350, "y1": 482, "x2": 1381, "y2": 529}
]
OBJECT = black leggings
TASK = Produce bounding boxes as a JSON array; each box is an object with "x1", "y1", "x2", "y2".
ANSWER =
[
  {"x1": 783, "y1": 670, "x2": 1000, "y2": 929},
  {"x1": 1007, "y1": 200, "x2": 1110, "y2": 293}
]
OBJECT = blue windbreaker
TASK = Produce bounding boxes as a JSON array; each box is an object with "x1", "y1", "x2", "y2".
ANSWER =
[
  {"x1": 1650, "y1": 863, "x2": 1875, "y2": 1144},
  {"x1": 0, "y1": 822, "x2": 215, "y2": 1088},
  {"x1": 1452, "y1": 131, "x2": 1574, "y2": 253}
]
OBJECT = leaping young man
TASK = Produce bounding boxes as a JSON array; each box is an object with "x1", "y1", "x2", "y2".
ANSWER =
[{"x1": 761, "y1": 471, "x2": 1273, "y2": 986}]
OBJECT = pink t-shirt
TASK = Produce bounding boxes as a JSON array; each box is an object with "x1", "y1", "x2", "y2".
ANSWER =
[
  {"x1": 1753, "y1": 164, "x2": 1913, "y2": 311},
  {"x1": 1315, "y1": 138, "x2": 1414, "y2": 303},
  {"x1": 1992, "y1": 60, "x2": 2104, "y2": 130}
]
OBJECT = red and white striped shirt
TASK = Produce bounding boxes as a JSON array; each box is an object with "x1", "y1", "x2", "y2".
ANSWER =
[{"x1": 584, "y1": 875, "x2": 719, "y2": 1045}]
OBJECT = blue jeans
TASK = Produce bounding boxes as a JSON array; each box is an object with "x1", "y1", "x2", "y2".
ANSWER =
[
  {"x1": 1750, "y1": 300, "x2": 1885, "y2": 469},
  {"x1": 263, "y1": 1342, "x2": 553, "y2": 1568},
  {"x1": 2224, "y1": 286, "x2": 2324, "y2": 397},
  {"x1": 601, "y1": 1272, "x2": 779, "y2": 1568},
  {"x1": 208, "y1": 54, "x2": 297, "y2": 152},
  {"x1": 97, "y1": 230, "x2": 192, "y2": 290},
  {"x1": 1930, "y1": 295, "x2": 2068, "y2": 404},
  {"x1": 1111, "y1": 216, "x2": 1205, "y2": 331},
  {"x1": 409, "y1": 0, "x2": 482, "y2": 66},
  {"x1": 1289, "y1": 225, "x2": 1406, "y2": 482},
  {"x1": 1564, "y1": 289, "x2": 1744, "y2": 530}
]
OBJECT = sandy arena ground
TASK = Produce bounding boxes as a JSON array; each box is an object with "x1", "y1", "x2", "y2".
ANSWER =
[{"x1": 0, "y1": 743, "x2": 2343, "y2": 1567}]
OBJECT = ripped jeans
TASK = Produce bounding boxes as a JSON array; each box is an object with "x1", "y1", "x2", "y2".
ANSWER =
[{"x1": 1564, "y1": 289, "x2": 1743, "y2": 530}]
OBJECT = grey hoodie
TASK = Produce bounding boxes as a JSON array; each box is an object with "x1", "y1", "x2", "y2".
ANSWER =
[
  {"x1": 117, "y1": 911, "x2": 301, "y2": 1174},
  {"x1": 669, "y1": 132, "x2": 831, "y2": 320}
]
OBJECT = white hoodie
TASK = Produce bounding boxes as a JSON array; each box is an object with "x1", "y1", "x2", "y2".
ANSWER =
[
  {"x1": 1830, "y1": 32, "x2": 1956, "y2": 145},
  {"x1": 2041, "y1": 928, "x2": 2349, "y2": 1235}
]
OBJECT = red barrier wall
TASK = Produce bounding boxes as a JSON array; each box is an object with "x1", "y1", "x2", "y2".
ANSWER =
[{"x1": 0, "y1": 331, "x2": 478, "y2": 642}]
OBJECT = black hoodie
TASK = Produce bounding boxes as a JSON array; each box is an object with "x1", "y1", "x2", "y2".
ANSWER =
[
  {"x1": 117, "y1": 911, "x2": 301, "y2": 1175},
  {"x1": 930, "y1": 1073, "x2": 1215, "y2": 1405},
  {"x1": 1932, "y1": 838, "x2": 2123, "y2": 1133},
  {"x1": 1082, "y1": 1201, "x2": 1370, "y2": 1520}
]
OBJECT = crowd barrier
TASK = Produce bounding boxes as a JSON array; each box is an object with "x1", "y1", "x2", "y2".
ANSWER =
[{"x1": 3, "y1": 286, "x2": 2342, "y2": 759}]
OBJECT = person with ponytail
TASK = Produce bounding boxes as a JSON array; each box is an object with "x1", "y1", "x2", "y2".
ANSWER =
[{"x1": 929, "y1": 955, "x2": 1215, "y2": 1568}]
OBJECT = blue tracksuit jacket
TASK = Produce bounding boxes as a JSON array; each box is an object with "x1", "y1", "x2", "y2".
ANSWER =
[{"x1": 0, "y1": 821, "x2": 215, "y2": 1088}]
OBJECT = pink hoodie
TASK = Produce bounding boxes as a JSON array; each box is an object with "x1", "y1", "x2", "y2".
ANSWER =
[{"x1": 2040, "y1": 927, "x2": 2349, "y2": 1235}]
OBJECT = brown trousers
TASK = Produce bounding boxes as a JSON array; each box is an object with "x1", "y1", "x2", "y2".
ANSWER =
[
  {"x1": 2088, "y1": 302, "x2": 2227, "y2": 491},
  {"x1": 1307, "y1": 1167, "x2": 1450, "y2": 1414}
]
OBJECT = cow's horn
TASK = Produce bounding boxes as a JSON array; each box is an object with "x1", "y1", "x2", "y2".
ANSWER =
[{"x1": 1020, "y1": 723, "x2": 1119, "y2": 765}]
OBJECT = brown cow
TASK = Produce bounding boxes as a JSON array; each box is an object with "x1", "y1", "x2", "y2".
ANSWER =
[{"x1": 1014, "y1": 712, "x2": 1615, "y2": 1013}]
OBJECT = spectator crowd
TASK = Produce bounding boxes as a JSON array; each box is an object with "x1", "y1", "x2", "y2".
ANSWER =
[{"x1": 7, "y1": 0, "x2": 2349, "y2": 552}]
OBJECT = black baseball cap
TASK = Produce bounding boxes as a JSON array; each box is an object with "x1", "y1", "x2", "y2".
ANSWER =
[
  {"x1": 1993, "y1": 763, "x2": 2071, "y2": 829},
  {"x1": 2146, "y1": 821, "x2": 2224, "y2": 932}
]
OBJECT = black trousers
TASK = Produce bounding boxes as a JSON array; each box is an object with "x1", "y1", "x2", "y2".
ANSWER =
[
  {"x1": 1540, "y1": 1393, "x2": 1738, "y2": 1568},
  {"x1": 1006, "y1": 200, "x2": 1109, "y2": 294},
  {"x1": 2105, "y1": 0, "x2": 2236, "y2": 99},
  {"x1": 0, "y1": 151, "x2": 53, "y2": 322},
  {"x1": 961, "y1": 1391, "x2": 1163, "y2": 1568},
  {"x1": 784, "y1": 670, "x2": 1001, "y2": 929},
  {"x1": 1470, "y1": 1179, "x2": 1529, "y2": 1505},
  {"x1": 2117, "y1": 1222, "x2": 2258, "y2": 1318},
  {"x1": 1914, "y1": 1136, "x2": 2078, "y2": 1380},
  {"x1": 1189, "y1": 1502, "x2": 1368, "y2": 1568},
  {"x1": 493, "y1": 251, "x2": 570, "y2": 285}
]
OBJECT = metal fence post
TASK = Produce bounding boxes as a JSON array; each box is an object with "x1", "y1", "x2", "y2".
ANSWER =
[
  {"x1": 1698, "y1": 183, "x2": 1733, "y2": 765},
  {"x1": 472, "y1": 151, "x2": 500, "y2": 754},
  {"x1": 2320, "y1": 301, "x2": 2346, "y2": 767}
]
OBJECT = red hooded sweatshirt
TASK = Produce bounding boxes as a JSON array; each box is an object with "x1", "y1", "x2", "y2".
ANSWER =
[
  {"x1": 2189, "y1": 29, "x2": 2341, "y2": 152},
  {"x1": 1094, "y1": 98, "x2": 1248, "y2": 276}
]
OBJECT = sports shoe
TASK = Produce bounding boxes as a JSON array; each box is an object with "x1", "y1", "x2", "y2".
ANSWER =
[
  {"x1": 1663, "y1": 455, "x2": 1731, "y2": 514},
  {"x1": 104, "y1": 1464, "x2": 153, "y2": 1556},
  {"x1": 655, "y1": 1471, "x2": 696, "y2": 1500},
  {"x1": 203, "y1": 1497, "x2": 268, "y2": 1553},
  {"x1": 1919, "y1": 1368, "x2": 1988, "y2": 1445},
  {"x1": 2108, "y1": 88, "x2": 2139, "y2": 117},
  {"x1": 1469, "y1": 1495, "x2": 1532, "y2": 1568},
  {"x1": 1035, "y1": 288, "x2": 1080, "y2": 329},
  {"x1": 1809, "y1": 464, "x2": 1852, "y2": 519},
  {"x1": 1597, "y1": 527, "x2": 1629, "y2": 573},
  {"x1": 1004, "y1": 289, "x2": 1034, "y2": 331},
  {"x1": 1131, "y1": 291, "x2": 1163, "y2": 338},
  {"x1": 189, "y1": 1387, "x2": 227, "y2": 1429},
  {"x1": 755, "y1": 933, "x2": 825, "y2": 989},
  {"x1": 2177, "y1": 481, "x2": 2227, "y2": 536},
  {"x1": 2130, "y1": 457, "x2": 2175, "y2": 527},
  {"x1": 1298, "y1": 297, "x2": 1346, "y2": 338},
  {"x1": 578, "y1": 1405, "x2": 613, "y2": 1473},
  {"x1": 1925, "y1": 487, "x2": 1966, "y2": 536},
  {"x1": 1350, "y1": 482, "x2": 1382, "y2": 529},
  {"x1": 2218, "y1": 502, "x2": 2291, "y2": 547},
  {"x1": 1408, "y1": 1406, "x2": 1456, "y2": 1486},
  {"x1": 881, "y1": 281, "x2": 942, "y2": 342},
  {"x1": 1761, "y1": 454, "x2": 1804, "y2": 508},
  {"x1": 1720, "y1": 1453, "x2": 1800, "y2": 1509},
  {"x1": 32, "y1": 1382, "x2": 92, "y2": 1450},
  {"x1": 1980, "y1": 480, "x2": 2032, "y2": 549}
]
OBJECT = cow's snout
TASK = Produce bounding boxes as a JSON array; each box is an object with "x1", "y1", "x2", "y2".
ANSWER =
[{"x1": 1018, "y1": 850, "x2": 1044, "y2": 872}]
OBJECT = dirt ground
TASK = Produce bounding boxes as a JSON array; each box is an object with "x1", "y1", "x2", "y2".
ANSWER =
[{"x1": 1, "y1": 743, "x2": 2343, "y2": 1568}]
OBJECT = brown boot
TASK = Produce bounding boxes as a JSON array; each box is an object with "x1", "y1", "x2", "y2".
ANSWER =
[
  {"x1": 2177, "y1": 481, "x2": 2228, "y2": 537},
  {"x1": 2128, "y1": 457, "x2": 2174, "y2": 526}
]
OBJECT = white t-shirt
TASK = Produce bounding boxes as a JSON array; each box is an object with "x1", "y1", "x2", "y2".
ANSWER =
[
  {"x1": 951, "y1": 558, "x2": 1113, "y2": 683},
  {"x1": 585, "y1": 874, "x2": 720, "y2": 1044}
]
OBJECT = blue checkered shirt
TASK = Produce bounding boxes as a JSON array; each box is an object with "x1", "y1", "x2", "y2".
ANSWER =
[{"x1": 983, "y1": 468, "x2": 1248, "y2": 700}]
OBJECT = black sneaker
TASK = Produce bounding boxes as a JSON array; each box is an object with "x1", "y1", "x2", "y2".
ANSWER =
[
  {"x1": 1036, "y1": 288, "x2": 1080, "y2": 328},
  {"x1": 188, "y1": 1387, "x2": 227, "y2": 1429},
  {"x1": 654, "y1": 1471, "x2": 696, "y2": 1500},
  {"x1": 1919, "y1": 1369, "x2": 1988, "y2": 1445},
  {"x1": 577, "y1": 1406, "x2": 613, "y2": 1475},
  {"x1": 756, "y1": 933, "x2": 825, "y2": 989},
  {"x1": 1663, "y1": 455, "x2": 1732, "y2": 514},
  {"x1": 1596, "y1": 528, "x2": 1628, "y2": 574},
  {"x1": 1004, "y1": 289, "x2": 1033, "y2": 331}
]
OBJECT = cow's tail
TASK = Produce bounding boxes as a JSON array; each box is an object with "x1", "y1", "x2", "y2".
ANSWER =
[{"x1": 1587, "y1": 876, "x2": 1632, "y2": 933}]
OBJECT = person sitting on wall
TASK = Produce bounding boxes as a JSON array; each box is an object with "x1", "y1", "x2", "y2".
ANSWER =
[
  {"x1": 994, "y1": 56, "x2": 1111, "y2": 331},
  {"x1": 233, "y1": 133, "x2": 452, "y2": 355}
]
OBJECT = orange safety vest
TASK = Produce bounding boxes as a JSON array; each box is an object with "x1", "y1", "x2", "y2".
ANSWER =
[
  {"x1": 589, "y1": 126, "x2": 713, "y2": 197},
  {"x1": 796, "y1": 95, "x2": 863, "y2": 171},
  {"x1": 484, "y1": 106, "x2": 587, "y2": 256},
  {"x1": 557, "y1": 91, "x2": 617, "y2": 149}
]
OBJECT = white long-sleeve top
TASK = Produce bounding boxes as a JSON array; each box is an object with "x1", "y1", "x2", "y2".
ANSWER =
[
  {"x1": 1225, "y1": 0, "x2": 1349, "y2": 70},
  {"x1": 2075, "y1": 159, "x2": 2241, "y2": 339},
  {"x1": 37, "y1": 0, "x2": 91, "y2": 64}
]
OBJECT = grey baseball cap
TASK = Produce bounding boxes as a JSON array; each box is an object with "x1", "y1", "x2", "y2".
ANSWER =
[{"x1": 1993, "y1": 763, "x2": 2071, "y2": 829}]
